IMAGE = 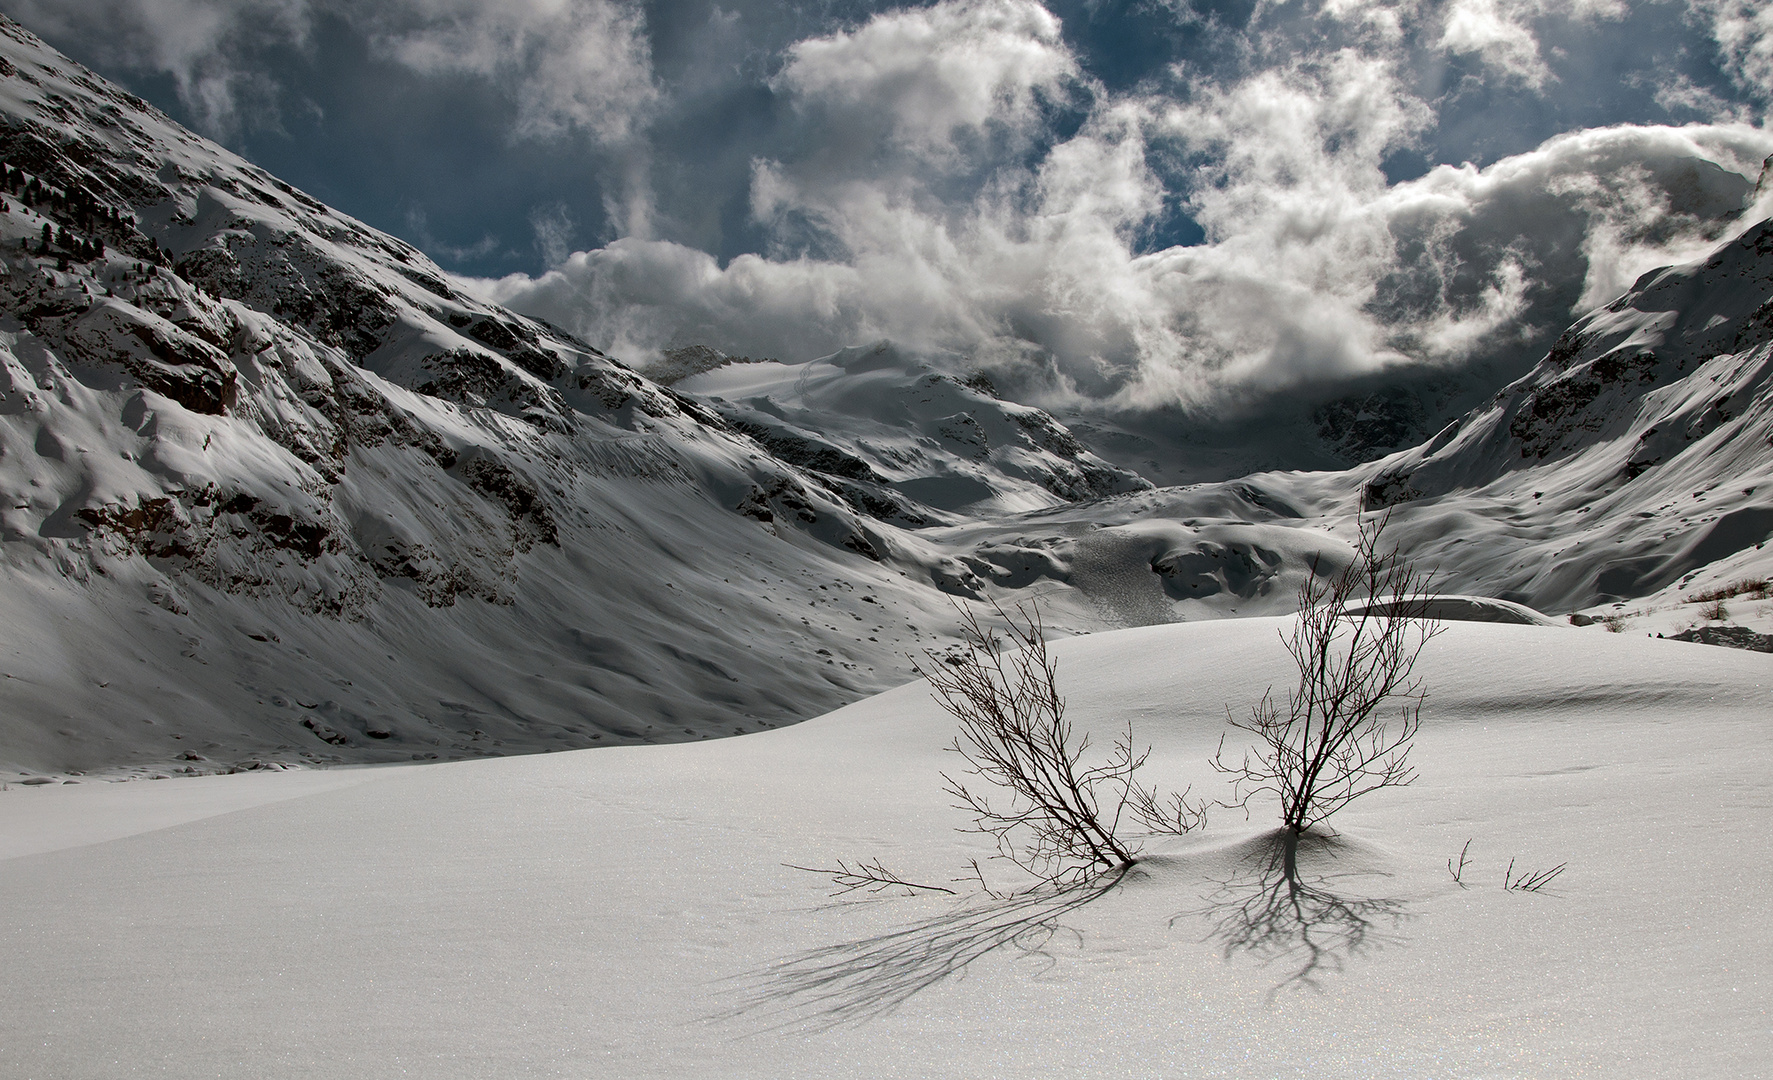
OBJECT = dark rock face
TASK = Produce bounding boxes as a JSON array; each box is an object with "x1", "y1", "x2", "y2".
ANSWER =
[
  {"x1": 1668, "y1": 624, "x2": 1773, "y2": 652},
  {"x1": 1507, "y1": 349, "x2": 1667, "y2": 460},
  {"x1": 454, "y1": 456, "x2": 560, "y2": 551},
  {"x1": 1314, "y1": 386, "x2": 1429, "y2": 464},
  {"x1": 728, "y1": 419, "x2": 886, "y2": 483}
]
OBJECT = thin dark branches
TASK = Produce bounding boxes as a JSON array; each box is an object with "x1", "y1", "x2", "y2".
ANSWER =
[
  {"x1": 1214, "y1": 511, "x2": 1442, "y2": 834},
  {"x1": 784, "y1": 859, "x2": 957, "y2": 896},
  {"x1": 1448, "y1": 839, "x2": 1473, "y2": 888},
  {"x1": 923, "y1": 599, "x2": 1203, "y2": 888},
  {"x1": 1504, "y1": 857, "x2": 1567, "y2": 892}
]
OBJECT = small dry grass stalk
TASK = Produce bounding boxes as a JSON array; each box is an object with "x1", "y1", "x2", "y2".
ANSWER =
[
  {"x1": 784, "y1": 858, "x2": 956, "y2": 897},
  {"x1": 1503, "y1": 857, "x2": 1567, "y2": 892},
  {"x1": 1447, "y1": 838, "x2": 1473, "y2": 888}
]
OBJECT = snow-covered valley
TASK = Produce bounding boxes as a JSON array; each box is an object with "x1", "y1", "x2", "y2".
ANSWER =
[
  {"x1": 4, "y1": 619, "x2": 1767, "y2": 1077},
  {"x1": 0, "y1": 10, "x2": 1770, "y2": 781},
  {"x1": 0, "y1": 11, "x2": 1771, "y2": 1076}
]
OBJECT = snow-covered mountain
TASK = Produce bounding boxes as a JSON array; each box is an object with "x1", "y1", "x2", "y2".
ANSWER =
[
  {"x1": 2, "y1": 6, "x2": 1771, "y2": 783},
  {"x1": 672, "y1": 341, "x2": 1150, "y2": 520},
  {"x1": 0, "y1": 16, "x2": 1142, "y2": 776},
  {"x1": 1347, "y1": 206, "x2": 1773, "y2": 613},
  {"x1": 915, "y1": 191, "x2": 1773, "y2": 629}
]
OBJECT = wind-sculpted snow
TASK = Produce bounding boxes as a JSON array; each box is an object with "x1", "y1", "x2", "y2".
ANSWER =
[{"x1": 4, "y1": 620, "x2": 1769, "y2": 1076}]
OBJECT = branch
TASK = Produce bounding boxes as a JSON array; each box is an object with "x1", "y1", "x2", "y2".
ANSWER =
[{"x1": 786, "y1": 859, "x2": 957, "y2": 896}]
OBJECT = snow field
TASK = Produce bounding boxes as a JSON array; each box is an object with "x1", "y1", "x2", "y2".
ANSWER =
[{"x1": 2, "y1": 618, "x2": 1767, "y2": 1078}]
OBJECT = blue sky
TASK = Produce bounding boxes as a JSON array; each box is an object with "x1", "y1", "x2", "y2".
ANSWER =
[{"x1": 12, "y1": 0, "x2": 1773, "y2": 414}]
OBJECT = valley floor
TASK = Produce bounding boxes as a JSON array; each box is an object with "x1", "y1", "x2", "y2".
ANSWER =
[{"x1": 2, "y1": 619, "x2": 1768, "y2": 1078}]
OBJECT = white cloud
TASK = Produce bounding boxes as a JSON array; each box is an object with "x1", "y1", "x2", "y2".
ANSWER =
[
  {"x1": 1438, "y1": 0, "x2": 1556, "y2": 87},
  {"x1": 739, "y1": 0, "x2": 1086, "y2": 267},
  {"x1": 1416, "y1": 255, "x2": 1531, "y2": 358},
  {"x1": 1651, "y1": 70, "x2": 1753, "y2": 122},
  {"x1": 12, "y1": 0, "x2": 658, "y2": 144},
  {"x1": 1320, "y1": 0, "x2": 1626, "y2": 91},
  {"x1": 370, "y1": 0, "x2": 659, "y2": 143},
  {"x1": 1688, "y1": 0, "x2": 1773, "y2": 112},
  {"x1": 528, "y1": 201, "x2": 576, "y2": 267},
  {"x1": 23, "y1": 0, "x2": 1773, "y2": 418},
  {"x1": 771, "y1": 0, "x2": 1077, "y2": 169},
  {"x1": 482, "y1": 107, "x2": 1773, "y2": 414}
]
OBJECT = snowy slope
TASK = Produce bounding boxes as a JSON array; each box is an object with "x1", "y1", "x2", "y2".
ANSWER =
[
  {"x1": 4, "y1": 2, "x2": 1773, "y2": 785},
  {"x1": 2, "y1": 619, "x2": 1767, "y2": 1078},
  {"x1": 938, "y1": 200, "x2": 1773, "y2": 634},
  {"x1": 663, "y1": 203, "x2": 1773, "y2": 640},
  {"x1": 1338, "y1": 209, "x2": 1773, "y2": 616},
  {"x1": 675, "y1": 341, "x2": 1150, "y2": 520},
  {"x1": 0, "y1": 16, "x2": 1020, "y2": 777},
  {"x1": 0, "y1": 16, "x2": 1265, "y2": 780}
]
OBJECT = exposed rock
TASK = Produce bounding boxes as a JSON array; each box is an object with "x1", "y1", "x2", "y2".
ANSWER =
[{"x1": 1668, "y1": 624, "x2": 1773, "y2": 652}]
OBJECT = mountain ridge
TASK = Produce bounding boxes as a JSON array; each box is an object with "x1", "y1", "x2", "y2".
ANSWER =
[
  {"x1": 1, "y1": 11, "x2": 1771, "y2": 780},
  {"x1": 0, "y1": 15, "x2": 1142, "y2": 776}
]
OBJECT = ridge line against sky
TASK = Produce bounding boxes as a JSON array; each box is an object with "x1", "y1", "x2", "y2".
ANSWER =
[{"x1": 9, "y1": 0, "x2": 1773, "y2": 416}]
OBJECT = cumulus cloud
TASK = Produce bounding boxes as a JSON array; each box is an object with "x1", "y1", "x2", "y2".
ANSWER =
[
  {"x1": 22, "y1": 0, "x2": 1773, "y2": 418},
  {"x1": 741, "y1": 0, "x2": 1085, "y2": 270},
  {"x1": 771, "y1": 0, "x2": 1076, "y2": 169},
  {"x1": 484, "y1": 81, "x2": 1772, "y2": 414},
  {"x1": 478, "y1": 1, "x2": 1773, "y2": 416},
  {"x1": 476, "y1": 3, "x2": 1773, "y2": 412}
]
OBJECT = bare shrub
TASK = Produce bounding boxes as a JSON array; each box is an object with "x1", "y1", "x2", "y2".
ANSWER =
[
  {"x1": 925, "y1": 599, "x2": 1203, "y2": 887},
  {"x1": 1213, "y1": 512, "x2": 1441, "y2": 835},
  {"x1": 1700, "y1": 599, "x2": 1729, "y2": 621},
  {"x1": 1600, "y1": 613, "x2": 1628, "y2": 633},
  {"x1": 1686, "y1": 578, "x2": 1769, "y2": 604}
]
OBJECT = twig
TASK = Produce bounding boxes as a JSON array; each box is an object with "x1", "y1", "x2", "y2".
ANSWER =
[
  {"x1": 1503, "y1": 857, "x2": 1567, "y2": 892},
  {"x1": 786, "y1": 859, "x2": 956, "y2": 896},
  {"x1": 959, "y1": 857, "x2": 1013, "y2": 901},
  {"x1": 1447, "y1": 838, "x2": 1472, "y2": 888}
]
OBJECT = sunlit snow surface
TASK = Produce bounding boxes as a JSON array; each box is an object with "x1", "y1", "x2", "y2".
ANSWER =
[{"x1": 3, "y1": 619, "x2": 1767, "y2": 1078}]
